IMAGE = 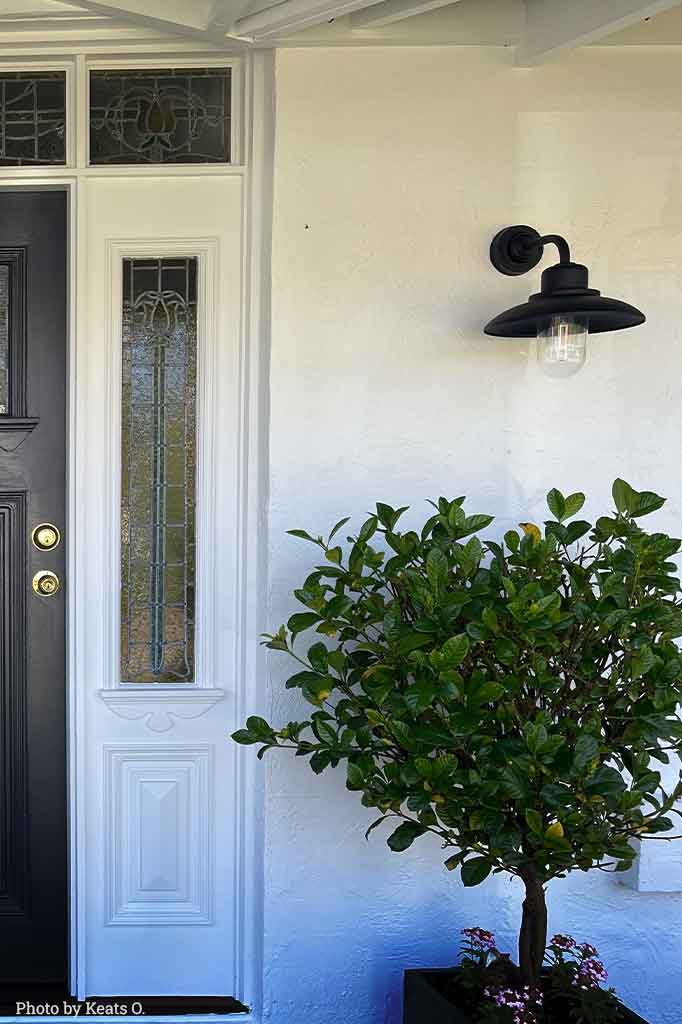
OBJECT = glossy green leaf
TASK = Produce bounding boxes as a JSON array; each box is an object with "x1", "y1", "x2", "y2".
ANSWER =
[
  {"x1": 387, "y1": 821, "x2": 426, "y2": 852},
  {"x1": 287, "y1": 612, "x2": 321, "y2": 636},
  {"x1": 564, "y1": 492, "x2": 586, "y2": 518},
  {"x1": 613, "y1": 479, "x2": 636, "y2": 515},
  {"x1": 573, "y1": 734, "x2": 599, "y2": 773},
  {"x1": 547, "y1": 489, "x2": 566, "y2": 521},
  {"x1": 441, "y1": 634, "x2": 470, "y2": 667},
  {"x1": 461, "y1": 857, "x2": 493, "y2": 887},
  {"x1": 426, "y1": 546, "x2": 448, "y2": 591}
]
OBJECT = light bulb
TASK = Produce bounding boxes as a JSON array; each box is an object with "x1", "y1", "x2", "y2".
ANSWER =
[{"x1": 537, "y1": 316, "x2": 587, "y2": 378}]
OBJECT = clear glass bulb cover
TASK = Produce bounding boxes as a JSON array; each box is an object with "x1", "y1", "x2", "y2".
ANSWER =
[{"x1": 537, "y1": 316, "x2": 588, "y2": 378}]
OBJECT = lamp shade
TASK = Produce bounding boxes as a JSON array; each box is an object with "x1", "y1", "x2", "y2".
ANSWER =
[{"x1": 484, "y1": 258, "x2": 645, "y2": 339}]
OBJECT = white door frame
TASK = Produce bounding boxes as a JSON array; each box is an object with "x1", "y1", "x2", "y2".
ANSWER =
[{"x1": 0, "y1": 49, "x2": 272, "y2": 1020}]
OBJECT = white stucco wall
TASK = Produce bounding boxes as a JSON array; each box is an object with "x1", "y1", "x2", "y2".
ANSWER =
[{"x1": 265, "y1": 45, "x2": 682, "y2": 1024}]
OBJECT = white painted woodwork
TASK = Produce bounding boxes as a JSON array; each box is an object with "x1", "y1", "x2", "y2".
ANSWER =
[
  {"x1": 517, "y1": 0, "x2": 682, "y2": 66},
  {"x1": 234, "y1": 0, "x2": 389, "y2": 39},
  {"x1": 81, "y1": 174, "x2": 243, "y2": 998},
  {"x1": 96, "y1": 233, "x2": 225, "y2": 693},
  {"x1": 42, "y1": 51, "x2": 273, "y2": 1007},
  {"x1": 207, "y1": 0, "x2": 253, "y2": 35},
  {"x1": 57, "y1": 0, "x2": 215, "y2": 33},
  {"x1": 350, "y1": 0, "x2": 460, "y2": 29},
  {"x1": 104, "y1": 746, "x2": 213, "y2": 925},
  {"x1": 99, "y1": 688, "x2": 226, "y2": 732}
]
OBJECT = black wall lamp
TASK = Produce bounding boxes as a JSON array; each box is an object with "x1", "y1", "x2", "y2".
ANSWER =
[{"x1": 484, "y1": 225, "x2": 645, "y2": 378}]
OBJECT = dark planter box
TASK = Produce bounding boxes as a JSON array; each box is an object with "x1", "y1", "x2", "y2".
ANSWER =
[{"x1": 404, "y1": 968, "x2": 650, "y2": 1024}]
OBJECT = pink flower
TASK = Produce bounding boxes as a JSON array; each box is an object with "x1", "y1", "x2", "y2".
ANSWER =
[
  {"x1": 576, "y1": 942, "x2": 599, "y2": 959},
  {"x1": 461, "y1": 926, "x2": 496, "y2": 949},
  {"x1": 550, "y1": 933, "x2": 577, "y2": 951}
]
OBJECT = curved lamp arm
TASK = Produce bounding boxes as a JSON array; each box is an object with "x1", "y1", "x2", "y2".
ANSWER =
[
  {"x1": 534, "y1": 233, "x2": 571, "y2": 265},
  {"x1": 489, "y1": 225, "x2": 572, "y2": 277}
]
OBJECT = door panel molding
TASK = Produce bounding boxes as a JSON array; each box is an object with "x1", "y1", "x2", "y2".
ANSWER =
[
  {"x1": 2, "y1": 249, "x2": 27, "y2": 416},
  {"x1": 104, "y1": 744, "x2": 214, "y2": 926},
  {"x1": 0, "y1": 491, "x2": 29, "y2": 919},
  {"x1": 0, "y1": 250, "x2": 38, "y2": 453}
]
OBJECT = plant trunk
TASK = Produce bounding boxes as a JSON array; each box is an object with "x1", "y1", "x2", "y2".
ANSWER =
[{"x1": 518, "y1": 866, "x2": 547, "y2": 993}]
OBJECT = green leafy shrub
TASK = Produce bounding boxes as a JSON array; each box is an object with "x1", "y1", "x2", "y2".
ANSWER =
[{"x1": 233, "y1": 480, "x2": 682, "y2": 990}]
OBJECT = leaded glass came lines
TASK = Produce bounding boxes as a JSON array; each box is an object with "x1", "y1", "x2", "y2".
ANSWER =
[
  {"x1": 121, "y1": 258, "x2": 197, "y2": 684},
  {"x1": 0, "y1": 72, "x2": 66, "y2": 166},
  {"x1": 90, "y1": 68, "x2": 231, "y2": 165}
]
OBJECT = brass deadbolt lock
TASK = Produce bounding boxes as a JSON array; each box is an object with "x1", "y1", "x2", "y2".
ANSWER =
[
  {"x1": 32, "y1": 523, "x2": 61, "y2": 551},
  {"x1": 33, "y1": 570, "x2": 60, "y2": 597}
]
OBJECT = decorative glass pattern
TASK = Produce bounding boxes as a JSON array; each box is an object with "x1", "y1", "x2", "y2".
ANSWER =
[
  {"x1": 0, "y1": 267, "x2": 8, "y2": 415},
  {"x1": 0, "y1": 72, "x2": 65, "y2": 166},
  {"x1": 90, "y1": 68, "x2": 231, "y2": 165},
  {"x1": 121, "y1": 258, "x2": 197, "y2": 684}
]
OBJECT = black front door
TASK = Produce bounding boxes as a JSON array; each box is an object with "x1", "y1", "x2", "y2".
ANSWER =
[{"x1": 0, "y1": 191, "x2": 67, "y2": 993}]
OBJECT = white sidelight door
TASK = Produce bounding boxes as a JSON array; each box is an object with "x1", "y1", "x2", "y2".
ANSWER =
[
  {"x1": 80, "y1": 174, "x2": 244, "y2": 997},
  {"x1": 64, "y1": 54, "x2": 271, "y2": 1008}
]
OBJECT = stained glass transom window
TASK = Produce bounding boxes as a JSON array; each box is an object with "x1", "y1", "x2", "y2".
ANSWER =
[
  {"x1": 0, "y1": 267, "x2": 8, "y2": 415},
  {"x1": 121, "y1": 257, "x2": 197, "y2": 684},
  {"x1": 90, "y1": 68, "x2": 232, "y2": 165},
  {"x1": 0, "y1": 72, "x2": 66, "y2": 166}
]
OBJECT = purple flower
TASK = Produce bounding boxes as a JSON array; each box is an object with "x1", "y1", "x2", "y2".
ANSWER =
[
  {"x1": 483, "y1": 984, "x2": 540, "y2": 1024},
  {"x1": 576, "y1": 957, "x2": 608, "y2": 989},
  {"x1": 550, "y1": 933, "x2": 577, "y2": 951},
  {"x1": 576, "y1": 942, "x2": 599, "y2": 959}
]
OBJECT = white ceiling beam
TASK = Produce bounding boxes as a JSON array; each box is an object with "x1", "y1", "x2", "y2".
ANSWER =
[
  {"x1": 206, "y1": 0, "x2": 252, "y2": 33},
  {"x1": 234, "y1": 0, "x2": 389, "y2": 40},
  {"x1": 58, "y1": 0, "x2": 253, "y2": 42},
  {"x1": 59, "y1": 0, "x2": 211, "y2": 32},
  {"x1": 350, "y1": 0, "x2": 460, "y2": 29},
  {"x1": 517, "y1": 0, "x2": 682, "y2": 66}
]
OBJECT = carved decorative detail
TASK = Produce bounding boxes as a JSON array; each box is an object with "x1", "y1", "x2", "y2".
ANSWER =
[
  {"x1": 0, "y1": 492, "x2": 29, "y2": 918},
  {"x1": 99, "y1": 687, "x2": 225, "y2": 732},
  {"x1": 104, "y1": 744, "x2": 214, "y2": 925},
  {"x1": 0, "y1": 417, "x2": 39, "y2": 452}
]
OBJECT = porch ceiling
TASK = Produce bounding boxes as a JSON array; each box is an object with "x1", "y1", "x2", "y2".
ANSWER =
[{"x1": 0, "y1": 0, "x2": 682, "y2": 56}]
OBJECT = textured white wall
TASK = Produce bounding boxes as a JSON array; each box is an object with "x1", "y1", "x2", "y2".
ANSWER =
[{"x1": 266, "y1": 45, "x2": 682, "y2": 1024}]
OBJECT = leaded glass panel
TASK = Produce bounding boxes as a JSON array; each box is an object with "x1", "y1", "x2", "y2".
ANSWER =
[
  {"x1": 0, "y1": 72, "x2": 65, "y2": 166},
  {"x1": 121, "y1": 257, "x2": 197, "y2": 684},
  {"x1": 90, "y1": 68, "x2": 231, "y2": 165}
]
